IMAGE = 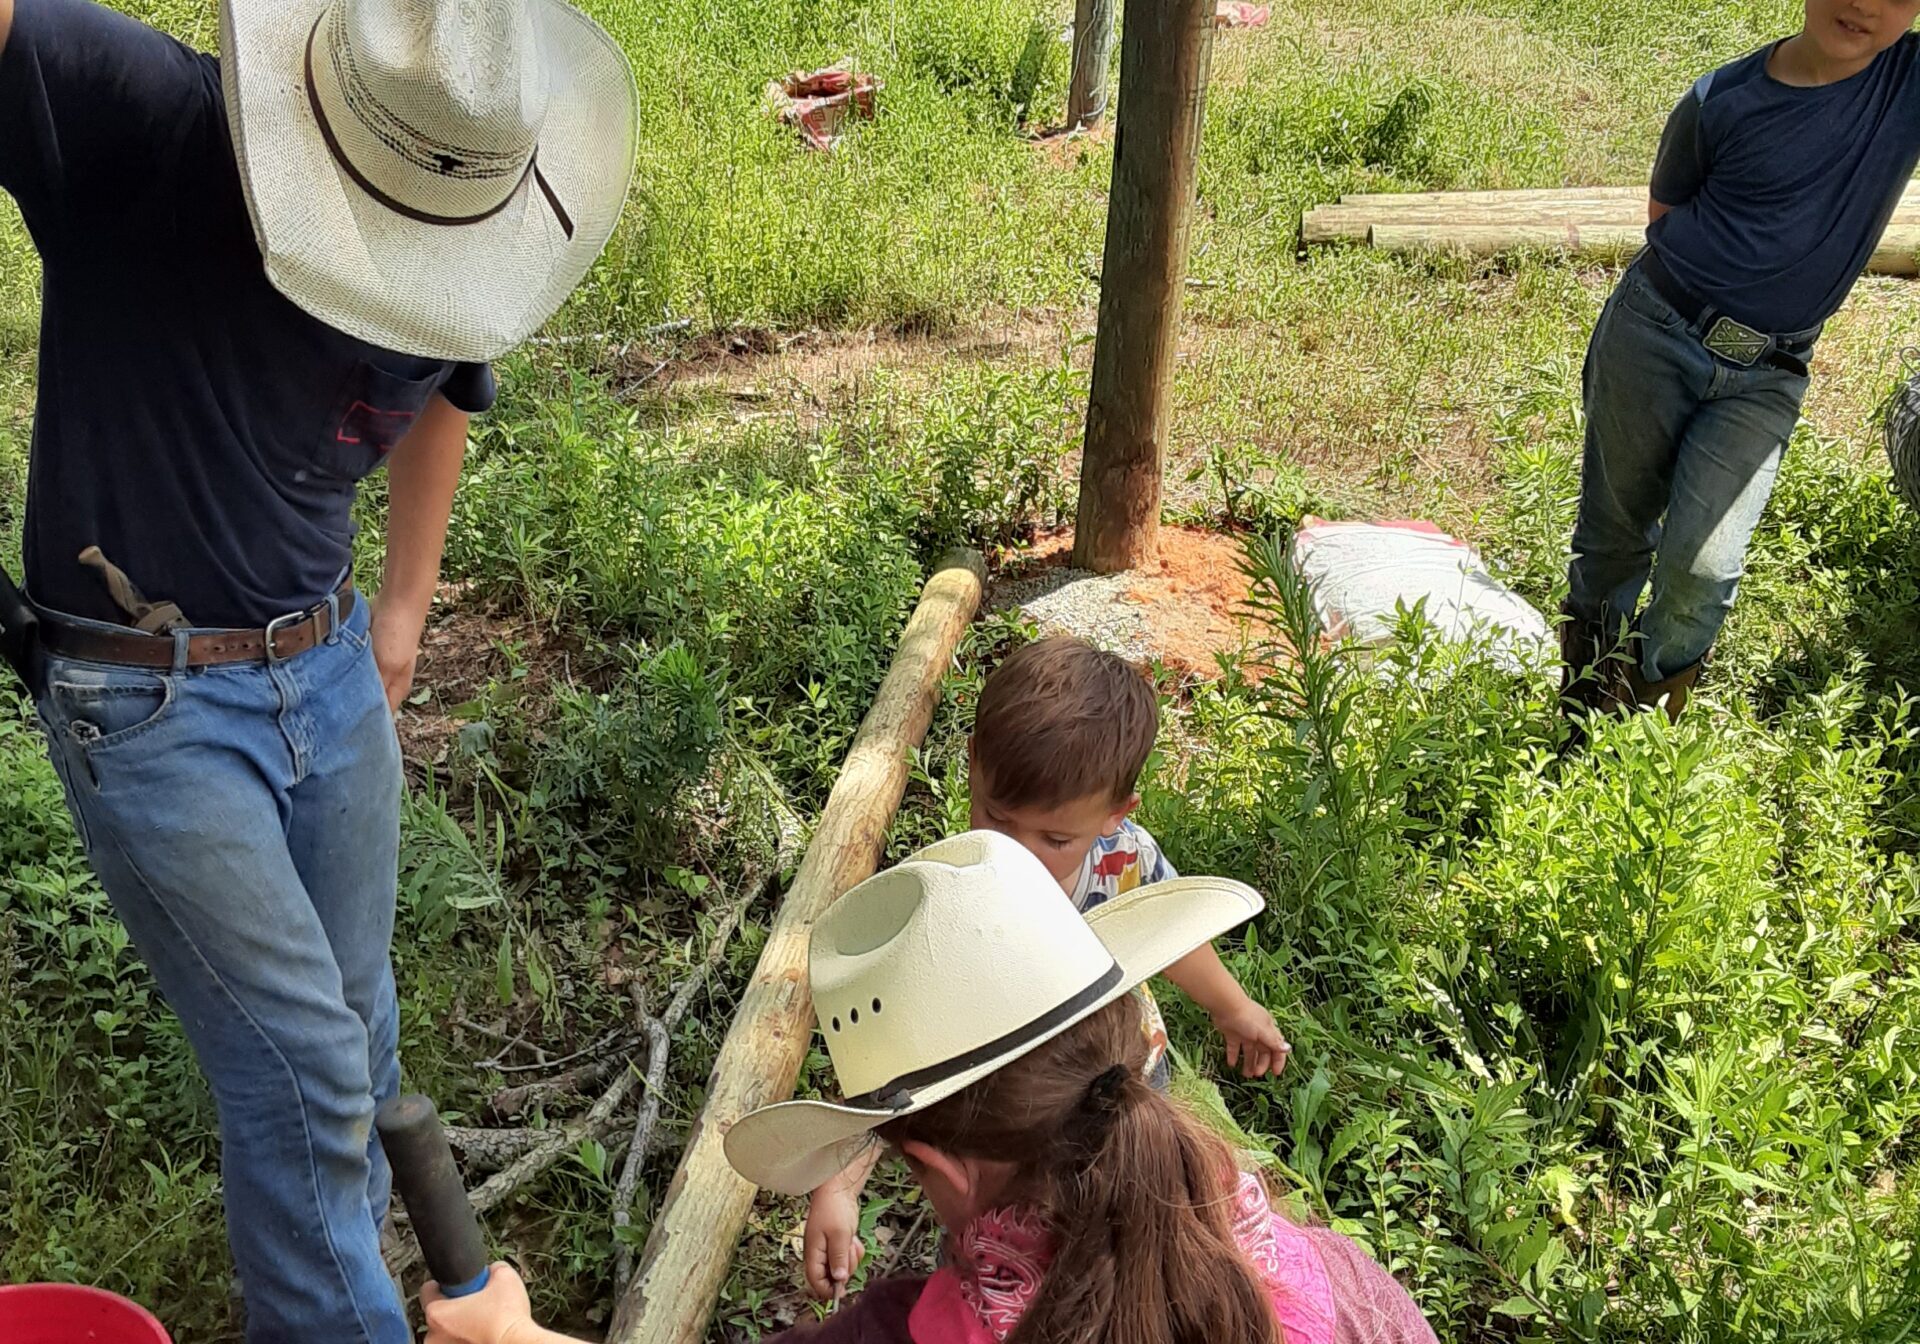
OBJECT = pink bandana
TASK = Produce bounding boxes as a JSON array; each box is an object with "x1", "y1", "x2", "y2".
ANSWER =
[{"x1": 907, "y1": 1173, "x2": 1337, "y2": 1344}]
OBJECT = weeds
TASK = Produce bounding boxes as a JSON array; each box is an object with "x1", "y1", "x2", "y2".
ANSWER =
[
  {"x1": 1141, "y1": 539, "x2": 1920, "y2": 1341},
  {"x1": 4, "y1": 0, "x2": 1918, "y2": 1339}
]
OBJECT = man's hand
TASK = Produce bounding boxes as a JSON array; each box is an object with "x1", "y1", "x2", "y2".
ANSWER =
[
  {"x1": 804, "y1": 1174, "x2": 868, "y2": 1301},
  {"x1": 1212, "y1": 995, "x2": 1291, "y2": 1079},
  {"x1": 369, "y1": 592, "x2": 427, "y2": 713},
  {"x1": 422, "y1": 1264, "x2": 560, "y2": 1344},
  {"x1": 1, "y1": 0, "x2": 15, "y2": 61}
]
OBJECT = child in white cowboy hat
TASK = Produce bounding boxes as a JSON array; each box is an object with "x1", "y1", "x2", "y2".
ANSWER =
[
  {"x1": 800, "y1": 635, "x2": 1292, "y2": 1305},
  {"x1": 0, "y1": 0, "x2": 632, "y2": 1337},
  {"x1": 420, "y1": 833, "x2": 1436, "y2": 1344}
]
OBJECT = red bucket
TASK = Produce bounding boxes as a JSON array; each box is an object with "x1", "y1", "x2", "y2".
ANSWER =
[{"x1": 0, "y1": 1284, "x2": 172, "y2": 1343}]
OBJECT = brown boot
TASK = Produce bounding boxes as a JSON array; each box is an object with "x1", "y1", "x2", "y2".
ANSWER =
[{"x1": 1625, "y1": 660, "x2": 1701, "y2": 723}]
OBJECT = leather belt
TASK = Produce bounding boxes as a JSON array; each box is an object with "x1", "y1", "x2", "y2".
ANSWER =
[
  {"x1": 38, "y1": 582, "x2": 356, "y2": 670},
  {"x1": 1637, "y1": 249, "x2": 1813, "y2": 378}
]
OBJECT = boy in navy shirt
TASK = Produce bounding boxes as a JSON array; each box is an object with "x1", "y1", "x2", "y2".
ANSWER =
[
  {"x1": 1563, "y1": 0, "x2": 1920, "y2": 721},
  {"x1": 0, "y1": 0, "x2": 633, "y2": 1338}
]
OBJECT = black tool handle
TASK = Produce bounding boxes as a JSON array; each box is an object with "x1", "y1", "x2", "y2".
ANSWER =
[
  {"x1": 0, "y1": 569, "x2": 43, "y2": 699},
  {"x1": 376, "y1": 1093, "x2": 492, "y2": 1298}
]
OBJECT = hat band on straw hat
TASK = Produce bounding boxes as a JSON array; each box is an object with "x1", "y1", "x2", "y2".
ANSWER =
[
  {"x1": 303, "y1": 11, "x2": 575, "y2": 238},
  {"x1": 842, "y1": 960, "x2": 1124, "y2": 1112}
]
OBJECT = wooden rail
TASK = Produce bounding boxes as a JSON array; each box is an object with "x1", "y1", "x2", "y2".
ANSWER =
[{"x1": 607, "y1": 549, "x2": 987, "y2": 1344}]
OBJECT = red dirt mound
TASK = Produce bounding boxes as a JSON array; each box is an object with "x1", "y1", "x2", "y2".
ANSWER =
[{"x1": 991, "y1": 526, "x2": 1268, "y2": 678}]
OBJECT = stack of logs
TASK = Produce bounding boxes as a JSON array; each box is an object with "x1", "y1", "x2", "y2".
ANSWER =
[{"x1": 1300, "y1": 184, "x2": 1920, "y2": 274}]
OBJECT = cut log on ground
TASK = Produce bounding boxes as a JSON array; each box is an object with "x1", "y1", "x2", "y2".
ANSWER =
[
  {"x1": 607, "y1": 549, "x2": 987, "y2": 1344},
  {"x1": 1302, "y1": 184, "x2": 1920, "y2": 274}
]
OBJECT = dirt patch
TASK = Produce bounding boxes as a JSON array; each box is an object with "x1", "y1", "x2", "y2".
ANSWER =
[
  {"x1": 990, "y1": 525, "x2": 1267, "y2": 679},
  {"x1": 396, "y1": 587, "x2": 585, "y2": 771},
  {"x1": 612, "y1": 310, "x2": 1082, "y2": 409}
]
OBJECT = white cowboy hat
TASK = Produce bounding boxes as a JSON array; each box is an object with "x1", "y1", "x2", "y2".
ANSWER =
[
  {"x1": 723, "y1": 831, "x2": 1265, "y2": 1196},
  {"x1": 220, "y1": 0, "x2": 638, "y2": 362}
]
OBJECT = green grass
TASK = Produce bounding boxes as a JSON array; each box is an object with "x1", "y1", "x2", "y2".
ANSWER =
[{"x1": 5, "y1": 0, "x2": 1920, "y2": 1339}]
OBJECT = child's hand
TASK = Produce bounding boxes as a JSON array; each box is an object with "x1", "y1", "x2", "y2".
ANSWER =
[
  {"x1": 1212, "y1": 997, "x2": 1292, "y2": 1078},
  {"x1": 421, "y1": 1264, "x2": 541, "y2": 1344},
  {"x1": 804, "y1": 1178, "x2": 868, "y2": 1300}
]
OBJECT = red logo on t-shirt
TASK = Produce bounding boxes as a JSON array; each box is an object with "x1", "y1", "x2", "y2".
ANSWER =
[
  {"x1": 1092, "y1": 848, "x2": 1132, "y2": 880},
  {"x1": 336, "y1": 401, "x2": 416, "y2": 452}
]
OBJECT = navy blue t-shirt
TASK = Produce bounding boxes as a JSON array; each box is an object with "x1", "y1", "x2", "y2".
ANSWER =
[
  {"x1": 1647, "y1": 36, "x2": 1920, "y2": 335},
  {"x1": 0, "y1": 0, "x2": 495, "y2": 629}
]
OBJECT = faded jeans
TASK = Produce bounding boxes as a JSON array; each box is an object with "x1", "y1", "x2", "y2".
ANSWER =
[
  {"x1": 33, "y1": 593, "x2": 408, "y2": 1343},
  {"x1": 1567, "y1": 262, "x2": 1811, "y2": 682}
]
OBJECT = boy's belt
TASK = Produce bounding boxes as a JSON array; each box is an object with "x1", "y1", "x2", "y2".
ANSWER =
[
  {"x1": 1637, "y1": 250, "x2": 1812, "y2": 378},
  {"x1": 38, "y1": 581, "x2": 357, "y2": 670}
]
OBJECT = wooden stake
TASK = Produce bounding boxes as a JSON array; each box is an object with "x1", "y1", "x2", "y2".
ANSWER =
[
  {"x1": 1068, "y1": 0, "x2": 1115, "y2": 128},
  {"x1": 1072, "y1": 0, "x2": 1215, "y2": 575},
  {"x1": 608, "y1": 550, "x2": 987, "y2": 1344}
]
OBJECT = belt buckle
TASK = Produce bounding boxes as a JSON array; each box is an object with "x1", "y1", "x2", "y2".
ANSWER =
[
  {"x1": 263, "y1": 610, "x2": 305, "y2": 662},
  {"x1": 1703, "y1": 316, "x2": 1770, "y2": 367}
]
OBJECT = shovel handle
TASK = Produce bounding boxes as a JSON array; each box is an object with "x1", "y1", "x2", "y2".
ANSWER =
[{"x1": 376, "y1": 1094, "x2": 492, "y2": 1298}]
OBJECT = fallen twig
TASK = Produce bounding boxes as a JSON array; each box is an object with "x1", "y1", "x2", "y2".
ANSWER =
[
  {"x1": 877, "y1": 1206, "x2": 932, "y2": 1280},
  {"x1": 611, "y1": 878, "x2": 766, "y2": 1293},
  {"x1": 483, "y1": 1026, "x2": 631, "y2": 1075},
  {"x1": 491, "y1": 1051, "x2": 632, "y2": 1119},
  {"x1": 389, "y1": 847, "x2": 785, "y2": 1288},
  {"x1": 613, "y1": 995, "x2": 675, "y2": 1295},
  {"x1": 386, "y1": 1066, "x2": 646, "y2": 1283}
]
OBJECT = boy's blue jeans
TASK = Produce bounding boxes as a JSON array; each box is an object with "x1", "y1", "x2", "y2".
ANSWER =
[
  {"x1": 1567, "y1": 262, "x2": 1811, "y2": 682},
  {"x1": 33, "y1": 594, "x2": 409, "y2": 1344}
]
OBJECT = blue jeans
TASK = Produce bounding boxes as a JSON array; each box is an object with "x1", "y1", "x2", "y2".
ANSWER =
[
  {"x1": 33, "y1": 594, "x2": 408, "y2": 1344},
  {"x1": 1567, "y1": 264, "x2": 1811, "y2": 682}
]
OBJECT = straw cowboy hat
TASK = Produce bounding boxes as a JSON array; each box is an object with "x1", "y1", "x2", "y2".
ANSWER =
[
  {"x1": 220, "y1": 0, "x2": 638, "y2": 362},
  {"x1": 724, "y1": 831, "x2": 1265, "y2": 1197}
]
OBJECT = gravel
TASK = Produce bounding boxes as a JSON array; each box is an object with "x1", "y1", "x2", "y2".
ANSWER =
[{"x1": 990, "y1": 567, "x2": 1153, "y2": 661}]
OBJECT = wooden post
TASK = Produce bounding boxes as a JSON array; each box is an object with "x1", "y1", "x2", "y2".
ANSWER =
[
  {"x1": 1067, "y1": 0, "x2": 1115, "y2": 128},
  {"x1": 608, "y1": 550, "x2": 987, "y2": 1344},
  {"x1": 1072, "y1": 0, "x2": 1215, "y2": 575}
]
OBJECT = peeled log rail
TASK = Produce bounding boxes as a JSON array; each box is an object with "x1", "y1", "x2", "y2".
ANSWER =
[
  {"x1": 1304, "y1": 184, "x2": 1920, "y2": 273},
  {"x1": 607, "y1": 549, "x2": 987, "y2": 1344}
]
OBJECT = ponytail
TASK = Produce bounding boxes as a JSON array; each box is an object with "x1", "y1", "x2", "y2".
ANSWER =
[{"x1": 881, "y1": 1000, "x2": 1281, "y2": 1344}]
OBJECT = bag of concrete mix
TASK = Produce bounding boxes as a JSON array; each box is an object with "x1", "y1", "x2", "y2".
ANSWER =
[{"x1": 1289, "y1": 517, "x2": 1551, "y2": 674}]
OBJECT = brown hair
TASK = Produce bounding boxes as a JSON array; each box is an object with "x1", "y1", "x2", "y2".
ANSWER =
[
  {"x1": 877, "y1": 999, "x2": 1280, "y2": 1344},
  {"x1": 972, "y1": 637, "x2": 1159, "y2": 809}
]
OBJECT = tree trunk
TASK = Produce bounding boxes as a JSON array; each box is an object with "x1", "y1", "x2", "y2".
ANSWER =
[
  {"x1": 606, "y1": 550, "x2": 986, "y2": 1344},
  {"x1": 1072, "y1": 0, "x2": 1215, "y2": 575}
]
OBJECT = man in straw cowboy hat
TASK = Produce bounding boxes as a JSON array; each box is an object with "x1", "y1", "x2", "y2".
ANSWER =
[
  {"x1": 421, "y1": 833, "x2": 1436, "y2": 1344},
  {"x1": 0, "y1": 0, "x2": 634, "y2": 1335}
]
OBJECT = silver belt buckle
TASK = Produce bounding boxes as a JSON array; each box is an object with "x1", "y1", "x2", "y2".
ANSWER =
[
  {"x1": 1703, "y1": 316, "x2": 1770, "y2": 367},
  {"x1": 263, "y1": 610, "x2": 305, "y2": 662}
]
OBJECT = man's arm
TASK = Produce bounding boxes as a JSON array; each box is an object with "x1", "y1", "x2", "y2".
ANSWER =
[
  {"x1": 1, "y1": 0, "x2": 16, "y2": 61},
  {"x1": 373, "y1": 392, "x2": 468, "y2": 712}
]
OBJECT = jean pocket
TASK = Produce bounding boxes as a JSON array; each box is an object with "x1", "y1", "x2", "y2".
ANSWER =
[
  {"x1": 1615, "y1": 273, "x2": 1686, "y2": 333},
  {"x1": 336, "y1": 595, "x2": 373, "y2": 652},
  {"x1": 46, "y1": 665, "x2": 177, "y2": 756}
]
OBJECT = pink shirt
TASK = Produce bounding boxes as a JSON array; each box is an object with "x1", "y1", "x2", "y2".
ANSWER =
[{"x1": 906, "y1": 1173, "x2": 1336, "y2": 1344}]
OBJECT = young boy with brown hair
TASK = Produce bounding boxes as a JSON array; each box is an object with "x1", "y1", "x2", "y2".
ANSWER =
[{"x1": 801, "y1": 635, "x2": 1290, "y2": 1300}]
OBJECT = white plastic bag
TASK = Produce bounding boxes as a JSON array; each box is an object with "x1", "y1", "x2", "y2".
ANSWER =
[{"x1": 1289, "y1": 517, "x2": 1551, "y2": 674}]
